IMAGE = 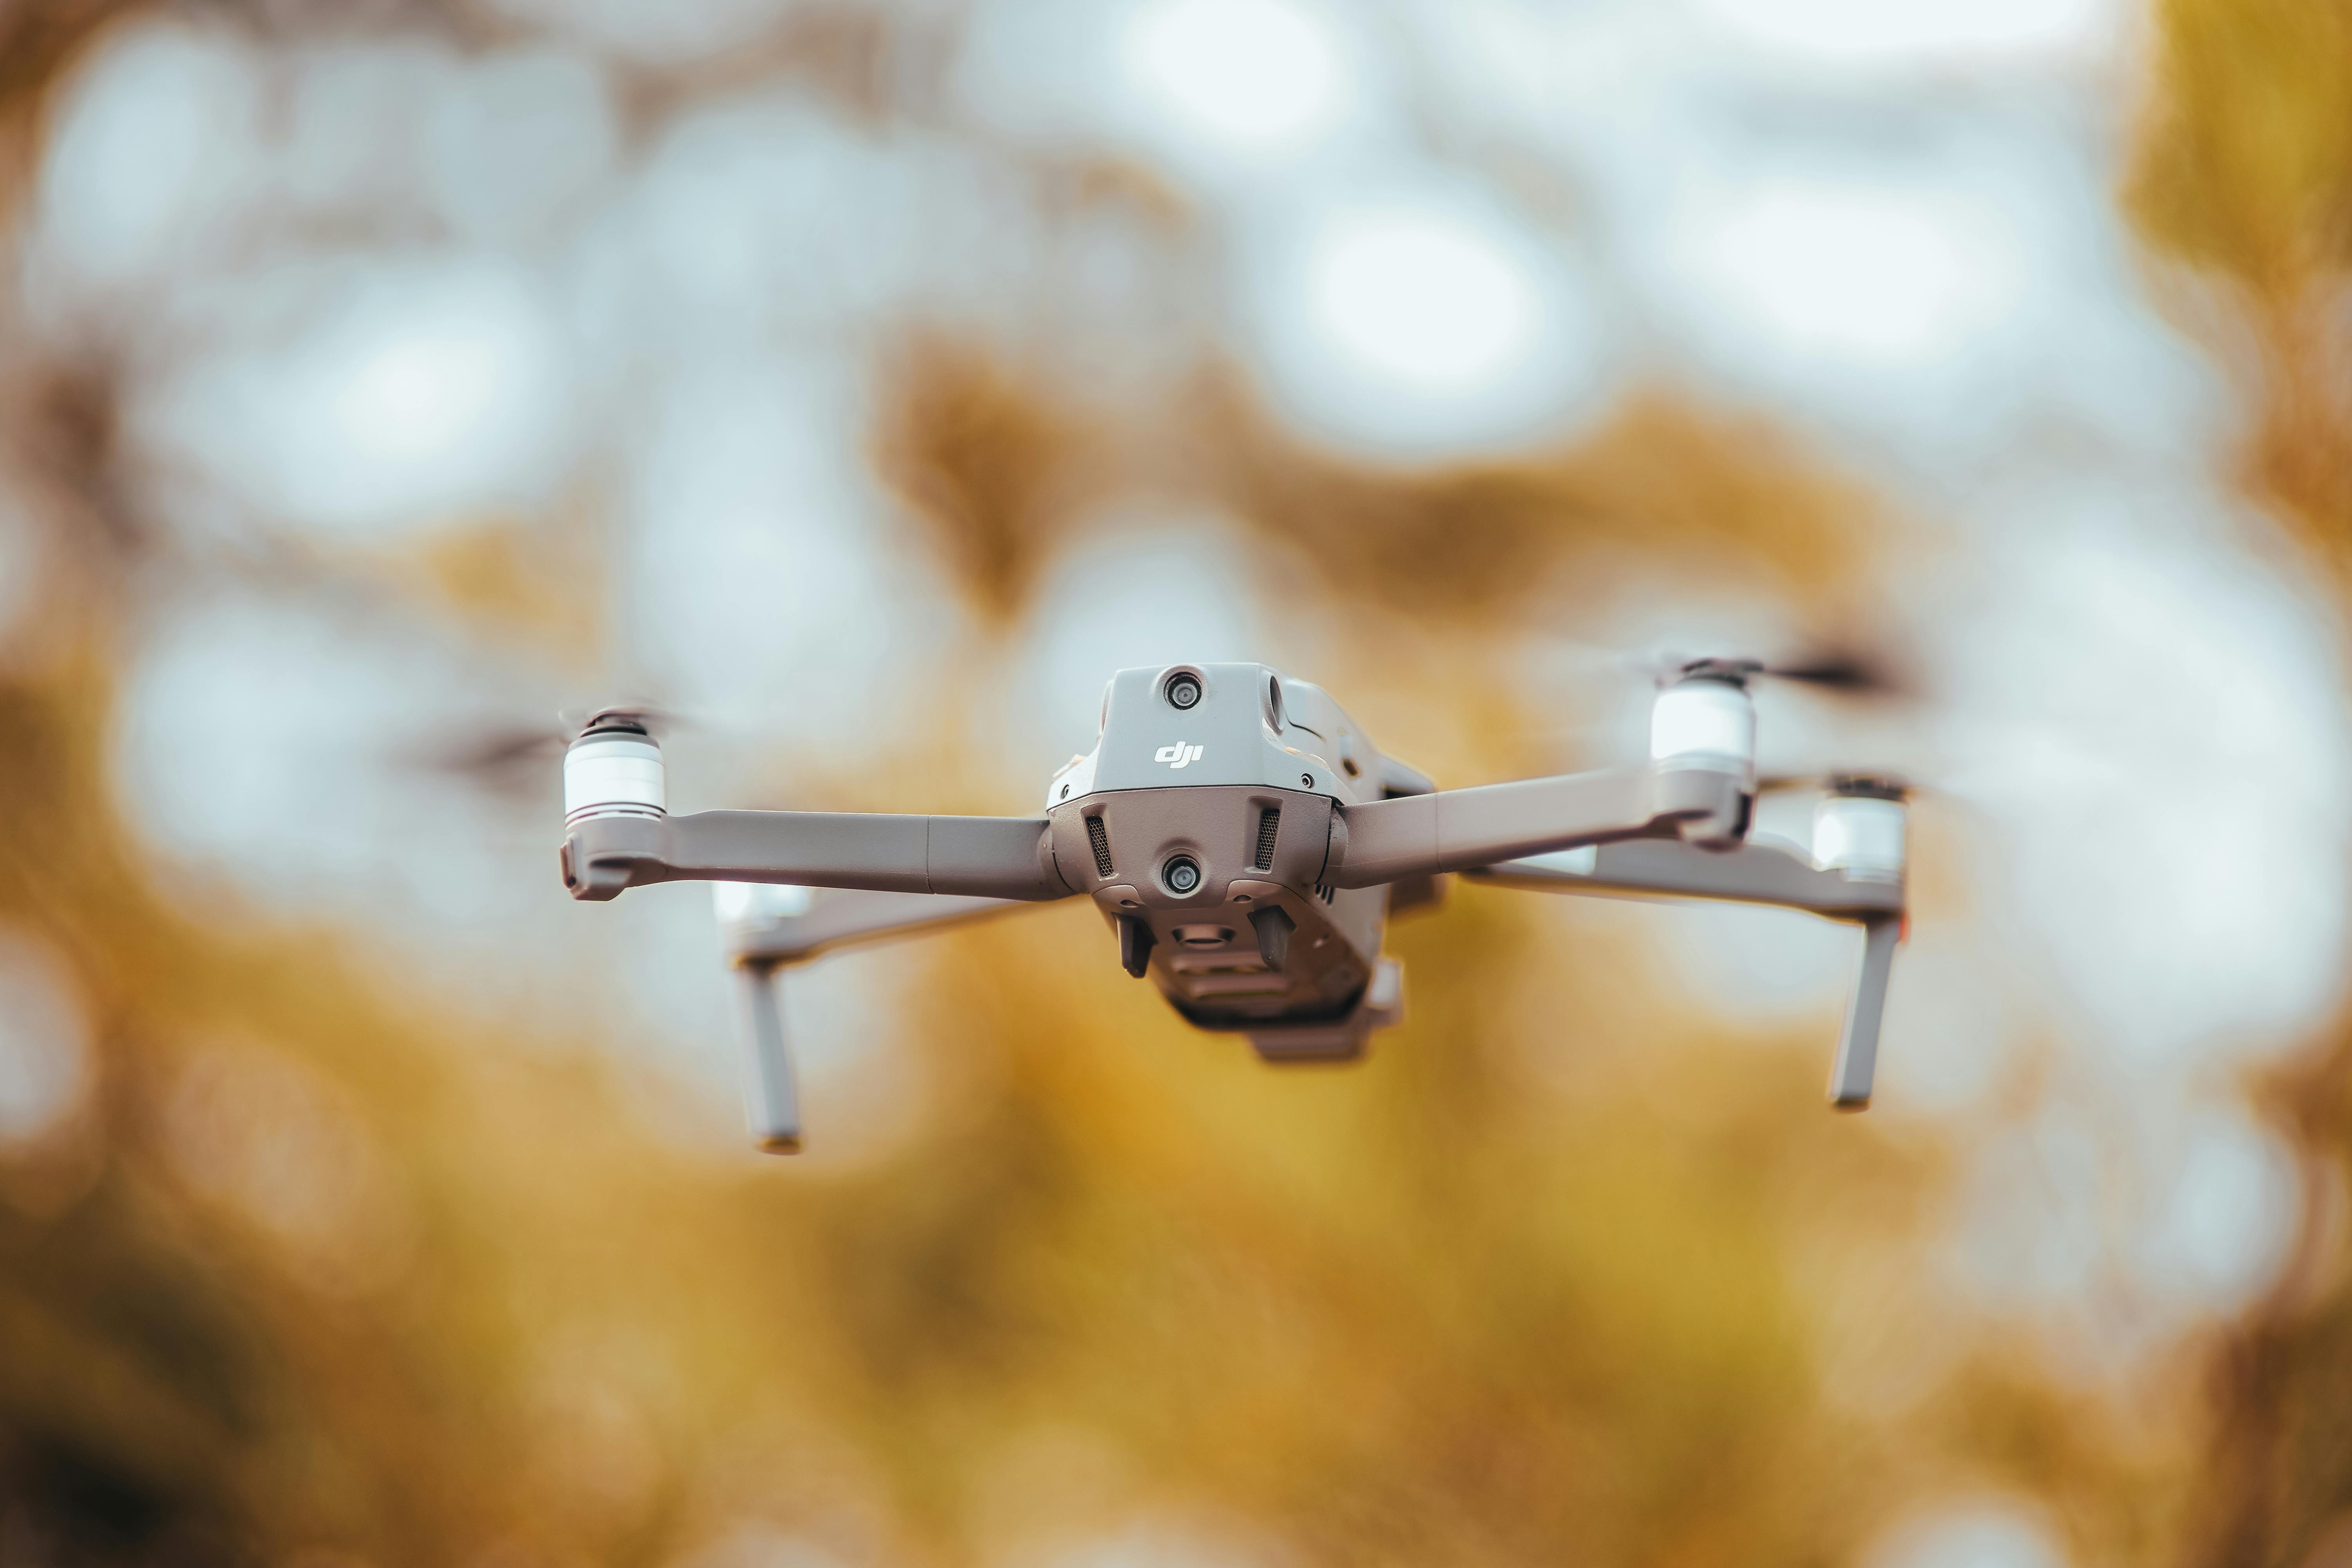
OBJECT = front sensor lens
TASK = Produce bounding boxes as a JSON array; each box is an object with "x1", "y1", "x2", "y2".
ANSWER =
[
  {"x1": 1166, "y1": 675, "x2": 1202, "y2": 709},
  {"x1": 1163, "y1": 855, "x2": 1203, "y2": 895}
]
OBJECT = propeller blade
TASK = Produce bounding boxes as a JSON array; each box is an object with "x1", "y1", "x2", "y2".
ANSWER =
[
  {"x1": 1543, "y1": 636, "x2": 1913, "y2": 699},
  {"x1": 411, "y1": 700, "x2": 694, "y2": 794},
  {"x1": 411, "y1": 725, "x2": 569, "y2": 796},
  {"x1": 1754, "y1": 772, "x2": 1917, "y2": 798},
  {"x1": 1758, "y1": 647, "x2": 1909, "y2": 697}
]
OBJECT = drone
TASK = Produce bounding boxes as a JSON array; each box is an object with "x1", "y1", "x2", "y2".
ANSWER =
[{"x1": 559, "y1": 661, "x2": 1906, "y2": 1152}]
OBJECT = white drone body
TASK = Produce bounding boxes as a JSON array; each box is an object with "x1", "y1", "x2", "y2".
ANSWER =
[{"x1": 561, "y1": 662, "x2": 1906, "y2": 1152}]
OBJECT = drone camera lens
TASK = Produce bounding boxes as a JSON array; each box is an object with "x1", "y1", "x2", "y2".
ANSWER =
[
  {"x1": 1166, "y1": 674, "x2": 1202, "y2": 710},
  {"x1": 1163, "y1": 854, "x2": 1203, "y2": 895}
]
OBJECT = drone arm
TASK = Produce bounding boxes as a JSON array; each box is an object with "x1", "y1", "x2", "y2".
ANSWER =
[
  {"x1": 1329, "y1": 766, "x2": 1742, "y2": 889},
  {"x1": 1464, "y1": 837, "x2": 1902, "y2": 920},
  {"x1": 724, "y1": 888, "x2": 1030, "y2": 966},
  {"x1": 1828, "y1": 916, "x2": 1900, "y2": 1109},
  {"x1": 1470, "y1": 838, "x2": 1905, "y2": 1111},
  {"x1": 732, "y1": 960, "x2": 803, "y2": 1152},
  {"x1": 672, "y1": 812, "x2": 1066, "y2": 897},
  {"x1": 713, "y1": 886, "x2": 1035, "y2": 1158},
  {"x1": 565, "y1": 811, "x2": 1073, "y2": 902}
]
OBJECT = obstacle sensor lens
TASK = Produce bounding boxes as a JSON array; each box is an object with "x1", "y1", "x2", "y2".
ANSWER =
[
  {"x1": 1166, "y1": 674, "x2": 1202, "y2": 709},
  {"x1": 1163, "y1": 854, "x2": 1203, "y2": 895}
]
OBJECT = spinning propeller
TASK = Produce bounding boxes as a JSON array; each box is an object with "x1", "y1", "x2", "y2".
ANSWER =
[
  {"x1": 1665, "y1": 649, "x2": 1910, "y2": 697},
  {"x1": 424, "y1": 703, "x2": 689, "y2": 797}
]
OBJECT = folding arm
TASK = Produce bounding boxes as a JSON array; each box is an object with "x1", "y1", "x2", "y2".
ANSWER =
[
  {"x1": 718, "y1": 884, "x2": 1037, "y2": 1154},
  {"x1": 1466, "y1": 837, "x2": 1906, "y2": 1110},
  {"x1": 563, "y1": 811, "x2": 1074, "y2": 902},
  {"x1": 1329, "y1": 765, "x2": 1746, "y2": 889},
  {"x1": 1828, "y1": 917, "x2": 1900, "y2": 1110},
  {"x1": 722, "y1": 886, "x2": 1030, "y2": 966},
  {"x1": 1463, "y1": 836, "x2": 1899, "y2": 920},
  {"x1": 732, "y1": 960, "x2": 803, "y2": 1153}
]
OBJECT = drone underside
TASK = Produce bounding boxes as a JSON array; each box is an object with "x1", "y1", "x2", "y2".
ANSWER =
[{"x1": 560, "y1": 661, "x2": 1906, "y2": 1152}]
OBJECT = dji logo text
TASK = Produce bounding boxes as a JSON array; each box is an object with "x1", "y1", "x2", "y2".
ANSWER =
[{"x1": 1154, "y1": 743, "x2": 1205, "y2": 770}]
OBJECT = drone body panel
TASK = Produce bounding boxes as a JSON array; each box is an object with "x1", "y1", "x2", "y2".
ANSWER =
[
  {"x1": 1046, "y1": 784, "x2": 1387, "y2": 1036},
  {"x1": 1049, "y1": 665, "x2": 1403, "y2": 803},
  {"x1": 1044, "y1": 664, "x2": 1407, "y2": 1049}
]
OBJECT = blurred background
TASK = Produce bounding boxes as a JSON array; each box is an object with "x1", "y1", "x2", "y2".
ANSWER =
[{"x1": 2, "y1": 0, "x2": 2350, "y2": 1563}]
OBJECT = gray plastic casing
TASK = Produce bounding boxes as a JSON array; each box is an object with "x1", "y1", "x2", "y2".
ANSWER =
[{"x1": 1048, "y1": 665, "x2": 1385, "y2": 810}]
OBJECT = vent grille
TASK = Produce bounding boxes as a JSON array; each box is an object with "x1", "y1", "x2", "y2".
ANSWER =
[
  {"x1": 1253, "y1": 808, "x2": 1281, "y2": 870},
  {"x1": 1086, "y1": 815, "x2": 1116, "y2": 879}
]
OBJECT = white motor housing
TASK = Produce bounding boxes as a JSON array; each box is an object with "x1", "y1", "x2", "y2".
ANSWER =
[
  {"x1": 564, "y1": 728, "x2": 666, "y2": 826},
  {"x1": 1813, "y1": 790, "x2": 1906, "y2": 881},
  {"x1": 1649, "y1": 676, "x2": 1756, "y2": 779}
]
